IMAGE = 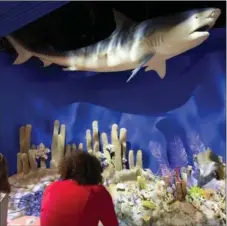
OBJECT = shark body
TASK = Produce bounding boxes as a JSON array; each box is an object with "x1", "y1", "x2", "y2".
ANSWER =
[{"x1": 6, "y1": 8, "x2": 221, "y2": 82}]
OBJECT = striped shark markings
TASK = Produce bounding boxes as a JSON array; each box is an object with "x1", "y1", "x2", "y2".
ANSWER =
[{"x1": 6, "y1": 8, "x2": 221, "y2": 82}]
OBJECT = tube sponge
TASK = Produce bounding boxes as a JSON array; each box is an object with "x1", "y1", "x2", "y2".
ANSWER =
[
  {"x1": 92, "y1": 121, "x2": 100, "y2": 155},
  {"x1": 85, "y1": 121, "x2": 100, "y2": 157},
  {"x1": 136, "y1": 150, "x2": 143, "y2": 169},
  {"x1": 72, "y1": 143, "x2": 77, "y2": 152},
  {"x1": 28, "y1": 148, "x2": 38, "y2": 172},
  {"x1": 21, "y1": 153, "x2": 30, "y2": 175},
  {"x1": 111, "y1": 124, "x2": 122, "y2": 171},
  {"x1": 84, "y1": 120, "x2": 144, "y2": 177},
  {"x1": 17, "y1": 153, "x2": 22, "y2": 174},
  {"x1": 101, "y1": 132, "x2": 111, "y2": 162},
  {"x1": 119, "y1": 128, "x2": 127, "y2": 169},
  {"x1": 109, "y1": 168, "x2": 141, "y2": 184},
  {"x1": 65, "y1": 144, "x2": 72, "y2": 157},
  {"x1": 86, "y1": 129, "x2": 93, "y2": 153},
  {"x1": 78, "y1": 143, "x2": 83, "y2": 151},
  {"x1": 50, "y1": 121, "x2": 66, "y2": 169},
  {"x1": 128, "y1": 150, "x2": 134, "y2": 169}
]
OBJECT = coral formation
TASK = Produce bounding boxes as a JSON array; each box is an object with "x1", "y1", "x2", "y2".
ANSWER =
[
  {"x1": 50, "y1": 120, "x2": 66, "y2": 169},
  {"x1": 84, "y1": 121, "x2": 143, "y2": 185},
  {"x1": 17, "y1": 124, "x2": 32, "y2": 175},
  {"x1": 35, "y1": 143, "x2": 51, "y2": 169},
  {"x1": 5, "y1": 120, "x2": 227, "y2": 225}
]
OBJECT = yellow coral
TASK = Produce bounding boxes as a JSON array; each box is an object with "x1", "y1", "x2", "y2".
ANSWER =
[
  {"x1": 188, "y1": 186, "x2": 205, "y2": 198},
  {"x1": 137, "y1": 176, "x2": 147, "y2": 190},
  {"x1": 142, "y1": 215, "x2": 151, "y2": 222},
  {"x1": 142, "y1": 200, "x2": 156, "y2": 209}
]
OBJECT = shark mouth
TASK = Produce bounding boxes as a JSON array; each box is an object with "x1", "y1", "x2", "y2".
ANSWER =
[
  {"x1": 190, "y1": 24, "x2": 212, "y2": 34},
  {"x1": 193, "y1": 25, "x2": 211, "y2": 33},
  {"x1": 194, "y1": 25, "x2": 211, "y2": 32}
]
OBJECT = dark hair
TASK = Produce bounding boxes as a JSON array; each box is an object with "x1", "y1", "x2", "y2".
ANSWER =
[
  {"x1": 59, "y1": 151, "x2": 103, "y2": 185},
  {"x1": 0, "y1": 153, "x2": 11, "y2": 193}
]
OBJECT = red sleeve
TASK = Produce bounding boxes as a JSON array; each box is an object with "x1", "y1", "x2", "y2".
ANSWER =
[{"x1": 97, "y1": 186, "x2": 119, "y2": 226}]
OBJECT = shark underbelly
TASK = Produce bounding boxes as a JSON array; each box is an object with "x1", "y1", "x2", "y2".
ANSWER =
[
  {"x1": 70, "y1": 49, "x2": 139, "y2": 72},
  {"x1": 32, "y1": 51, "x2": 138, "y2": 72},
  {"x1": 81, "y1": 60, "x2": 138, "y2": 72}
]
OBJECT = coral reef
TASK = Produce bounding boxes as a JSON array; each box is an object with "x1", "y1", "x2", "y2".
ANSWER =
[
  {"x1": 5, "y1": 120, "x2": 226, "y2": 226},
  {"x1": 86, "y1": 121, "x2": 143, "y2": 184},
  {"x1": 113, "y1": 171, "x2": 226, "y2": 226}
]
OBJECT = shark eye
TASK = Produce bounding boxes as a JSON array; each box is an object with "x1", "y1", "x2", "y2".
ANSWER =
[{"x1": 195, "y1": 15, "x2": 199, "y2": 19}]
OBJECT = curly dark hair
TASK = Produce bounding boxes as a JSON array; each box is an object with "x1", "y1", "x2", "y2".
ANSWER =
[
  {"x1": 0, "y1": 153, "x2": 11, "y2": 193},
  {"x1": 59, "y1": 151, "x2": 103, "y2": 185}
]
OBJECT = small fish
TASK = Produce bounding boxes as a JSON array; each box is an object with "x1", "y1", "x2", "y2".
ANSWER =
[
  {"x1": 194, "y1": 148, "x2": 225, "y2": 187},
  {"x1": 5, "y1": 8, "x2": 221, "y2": 82}
]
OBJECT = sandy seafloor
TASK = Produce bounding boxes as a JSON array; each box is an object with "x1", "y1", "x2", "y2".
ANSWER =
[
  {"x1": 7, "y1": 169, "x2": 129, "y2": 226},
  {"x1": 7, "y1": 169, "x2": 226, "y2": 226},
  {"x1": 7, "y1": 169, "x2": 58, "y2": 221}
]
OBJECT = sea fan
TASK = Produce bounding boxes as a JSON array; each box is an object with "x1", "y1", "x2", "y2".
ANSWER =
[
  {"x1": 187, "y1": 132, "x2": 206, "y2": 155},
  {"x1": 149, "y1": 141, "x2": 162, "y2": 159},
  {"x1": 167, "y1": 136, "x2": 188, "y2": 169},
  {"x1": 149, "y1": 141, "x2": 169, "y2": 175},
  {"x1": 159, "y1": 163, "x2": 171, "y2": 176}
]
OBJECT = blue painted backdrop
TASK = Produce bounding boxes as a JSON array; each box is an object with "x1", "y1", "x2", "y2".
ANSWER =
[{"x1": 0, "y1": 28, "x2": 225, "y2": 176}]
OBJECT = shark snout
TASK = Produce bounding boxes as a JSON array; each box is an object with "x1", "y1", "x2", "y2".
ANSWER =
[{"x1": 209, "y1": 8, "x2": 221, "y2": 19}]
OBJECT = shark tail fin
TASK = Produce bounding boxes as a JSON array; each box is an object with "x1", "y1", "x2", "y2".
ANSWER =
[{"x1": 6, "y1": 35, "x2": 32, "y2": 65}]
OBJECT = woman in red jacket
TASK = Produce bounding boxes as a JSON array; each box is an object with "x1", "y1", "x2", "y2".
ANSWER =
[{"x1": 40, "y1": 151, "x2": 119, "y2": 226}]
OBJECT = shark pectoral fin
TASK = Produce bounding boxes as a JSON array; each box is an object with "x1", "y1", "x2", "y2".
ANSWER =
[
  {"x1": 145, "y1": 60, "x2": 166, "y2": 79},
  {"x1": 62, "y1": 66, "x2": 78, "y2": 71},
  {"x1": 126, "y1": 52, "x2": 155, "y2": 83},
  {"x1": 41, "y1": 59, "x2": 52, "y2": 67}
]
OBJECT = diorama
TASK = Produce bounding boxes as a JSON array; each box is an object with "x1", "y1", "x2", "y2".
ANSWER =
[
  {"x1": 0, "y1": 1, "x2": 226, "y2": 226},
  {"x1": 0, "y1": 120, "x2": 226, "y2": 226}
]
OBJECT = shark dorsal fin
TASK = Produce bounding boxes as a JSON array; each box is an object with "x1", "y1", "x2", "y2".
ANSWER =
[{"x1": 113, "y1": 9, "x2": 134, "y2": 30}]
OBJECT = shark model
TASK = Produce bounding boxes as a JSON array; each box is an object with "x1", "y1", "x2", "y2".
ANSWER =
[{"x1": 5, "y1": 8, "x2": 221, "y2": 82}]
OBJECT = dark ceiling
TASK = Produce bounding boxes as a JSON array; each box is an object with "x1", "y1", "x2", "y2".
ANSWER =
[{"x1": 3, "y1": 1, "x2": 226, "y2": 51}]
